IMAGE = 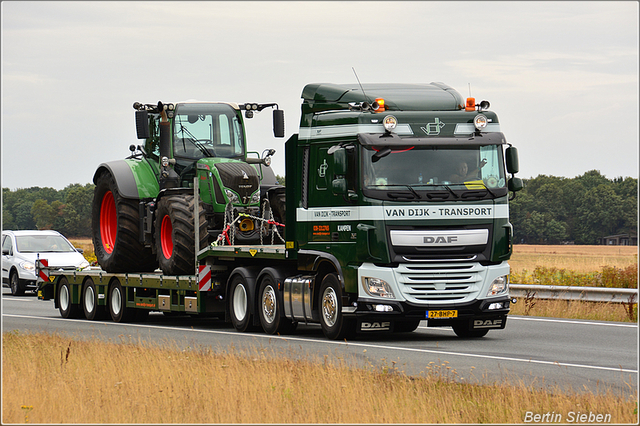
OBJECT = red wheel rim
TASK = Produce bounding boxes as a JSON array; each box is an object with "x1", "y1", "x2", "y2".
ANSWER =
[
  {"x1": 100, "y1": 191, "x2": 116, "y2": 254},
  {"x1": 160, "y1": 215, "x2": 173, "y2": 259}
]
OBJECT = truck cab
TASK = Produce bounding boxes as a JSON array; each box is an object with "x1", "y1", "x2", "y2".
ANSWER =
[{"x1": 285, "y1": 83, "x2": 522, "y2": 337}]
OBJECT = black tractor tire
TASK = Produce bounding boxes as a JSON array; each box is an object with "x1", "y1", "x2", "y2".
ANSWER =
[
  {"x1": 269, "y1": 189, "x2": 286, "y2": 226},
  {"x1": 154, "y1": 194, "x2": 207, "y2": 276},
  {"x1": 92, "y1": 172, "x2": 157, "y2": 273}
]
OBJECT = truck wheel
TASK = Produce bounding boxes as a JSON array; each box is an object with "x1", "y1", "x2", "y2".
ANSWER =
[
  {"x1": 395, "y1": 320, "x2": 421, "y2": 333},
  {"x1": 92, "y1": 172, "x2": 157, "y2": 273},
  {"x1": 9, "y1": 271, "x2": 25, "y2": 296},
  {"x1": 452, "y1": 322, "x2": 489, "y2": 338},
  {"x1": 58, "y1": 277, "x2": 82, "y2": 319},
  {"x1": 108, "y1": 279, "x2": 135, "y2": 323},
  {"x1": 319, "y1": 273, "x2": 354, "y2": 340},
  {"x1": 155, "y1": 195, "x2": 207, "y2": 275},
  {"x1": 82, "y1": 278, "x2": 107, "y2": 320},
  {"x1": 229, "y1": 275, "x2": 252, "y2": 332},
  {"x1": 258, "y1": 274, "x2": 296, "y2": 335}
]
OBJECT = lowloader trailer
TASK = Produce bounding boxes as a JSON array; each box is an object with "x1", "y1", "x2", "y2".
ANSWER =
[{"x1": 38, "y1": 82, "x2": 523, "y2": 340}]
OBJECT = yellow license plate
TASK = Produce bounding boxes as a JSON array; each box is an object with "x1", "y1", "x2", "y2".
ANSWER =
[{"x1": 426, "y1": 310, "x2": 458, "y2": 319}]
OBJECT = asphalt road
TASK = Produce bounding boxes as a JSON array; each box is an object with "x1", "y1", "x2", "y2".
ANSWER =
[{"x1": 2, "y1": 288, "x2": 637, "y2": 396}]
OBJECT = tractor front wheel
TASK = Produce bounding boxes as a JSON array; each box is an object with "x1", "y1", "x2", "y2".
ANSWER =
[{"x1": 154, "y1": 195, "x2": 207, "y2": 275}]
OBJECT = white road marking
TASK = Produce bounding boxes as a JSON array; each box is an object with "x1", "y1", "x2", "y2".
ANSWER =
[{"x1": 4, "y1": 313, "x2": 637, "y2": 374}]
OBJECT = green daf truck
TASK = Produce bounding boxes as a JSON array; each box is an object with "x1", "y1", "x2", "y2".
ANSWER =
[{"x1": 38, "y1": 82, "x2": 523, "y2": 340}]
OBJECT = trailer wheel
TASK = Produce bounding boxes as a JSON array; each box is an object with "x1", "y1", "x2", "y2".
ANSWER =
[
  {"x1": 229, "y1": 275, "x2": 252, "y2": 332},
  {"x1": 58, "y1": 277, "x2": 82, "y2": 319},
  {"x1": 9, "y1": 270, "x2": 25, "y2": 296},
  {"x1": 82, "y1": 278, "x2": 107, "y2": 320},
  {"x1": 108, "y1": 279, "x2": 135, "y2": 323},
  {"x1": 258, "y1": 274, "x2": 296, "y2": 335},
  {"x1": 319, "y1": 273, "x2": 354, "y2": 340},
  {"x1": 155, "y1": 195, "x2": 207, "y2": 275},
  {"x1": 92, "y1": 172, "x2": 157, "y2": 273},
  {"x1": 452, "y1": 322, "x2": 489, "y2": 338}
]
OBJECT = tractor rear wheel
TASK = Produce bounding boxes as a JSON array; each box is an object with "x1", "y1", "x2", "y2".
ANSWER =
[
  {"x1": 92, "y1": 172, "x2": 157, "y2": 273},
  {"x1": 154, "y1": 195, "x2": 207, "y2": 275}
]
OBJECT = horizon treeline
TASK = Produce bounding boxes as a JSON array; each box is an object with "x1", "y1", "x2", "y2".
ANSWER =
[{"x1": 2, "y1": 170, "x2": 637, "y2": 245}]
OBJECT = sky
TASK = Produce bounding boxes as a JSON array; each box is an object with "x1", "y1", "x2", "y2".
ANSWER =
[{"x1": 1, "y1": 1, "x2": 638, "y2": 191}]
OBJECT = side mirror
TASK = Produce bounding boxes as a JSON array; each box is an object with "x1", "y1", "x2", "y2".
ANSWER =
[
  {"x1": 333, "y1": 147, "x2": 347, "y2": 176},
  {"x1": 135, "y1": 110, "x2": 150, "y2": 139},
  {"x1": 372, "y1": 147, "x2": 392, "y2": 163},
  {"x1": 506, "y1": 146, "x2": 519, "y2": 174},
  {"x1": 2, "y1": 248, "x2": 10, "y2": 256},
  {"x1": 508, "y1": 177, "x2": 524, "y2": 192},
  {"x1": 273, "y1": 109, "x2": 285, "y2": 138}
]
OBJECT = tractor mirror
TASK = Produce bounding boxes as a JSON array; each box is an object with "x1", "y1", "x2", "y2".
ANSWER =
[
  {"x1": 135, "y1": 110, "x2": 150, "y2": 139},
  {"x1": 273, "y1": 109, "x2": 285, "y2": 138}
]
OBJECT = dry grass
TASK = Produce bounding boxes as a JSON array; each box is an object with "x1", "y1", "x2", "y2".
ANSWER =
[
  {"x1": 509, "y1": 298, "x2": 637, "y2": 322},
  {"x1": 3, "y1": 332, "x2": 637, "y2": 424},
  {"x1": 510, "y1": 244, "x2": 638, "y2": 274}
]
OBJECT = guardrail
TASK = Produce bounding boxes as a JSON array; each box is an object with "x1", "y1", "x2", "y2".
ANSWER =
[{"x1": 510, "y1": 284, "x2": 638, "y2": 304}]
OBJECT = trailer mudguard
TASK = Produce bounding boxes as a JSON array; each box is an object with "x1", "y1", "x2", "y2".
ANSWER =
[{"x1": 93, "y1": 159, "x2": 159, "y2": 199}]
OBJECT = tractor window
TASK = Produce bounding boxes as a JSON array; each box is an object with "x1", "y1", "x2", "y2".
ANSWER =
[
  {"x1": 173, "y1": 103, "x2": 245, "y2": 160},
  {"x1": 144, "y1": 114, "x2": 161, "y2": 160}
]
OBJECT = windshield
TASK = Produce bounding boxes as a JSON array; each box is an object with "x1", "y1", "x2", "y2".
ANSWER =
[
  {"x1": 363, "y1": 145, "x2": 506, "y2": 190},
  {"x1": 16, "y1": 234, "x2": 76, "y2": 253},
  {"x1": 173, "y1": 103, "x2": 244, "y2": 160}
]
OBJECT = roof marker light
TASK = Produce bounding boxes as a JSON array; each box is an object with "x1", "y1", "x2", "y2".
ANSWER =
[{"x1": 374, "y1": 98, "x2": 386, "y2": 112}]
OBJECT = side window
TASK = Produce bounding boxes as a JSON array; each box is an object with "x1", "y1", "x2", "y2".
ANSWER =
[{"x1": 2, "y1": 235, "x2": 13, "y2": 255}]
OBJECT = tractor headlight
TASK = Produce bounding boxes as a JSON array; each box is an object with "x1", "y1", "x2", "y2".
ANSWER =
[
  {"x1": 251, "y1": 191, "x2": 261, "y2": 204},
  {"x1": 487, "y1": 275, "x2": 508, "y2": 296},
  {"x1": 362, "y1": 277, "x2": 394, "y2": 298},
  {"x1": 224, "y1": 189, "x2": 239, "y2": 204}
]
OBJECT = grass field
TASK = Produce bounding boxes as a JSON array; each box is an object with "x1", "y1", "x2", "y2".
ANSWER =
[{"x1": 2, "y1": 332, "x2": 637, "y2": 424}]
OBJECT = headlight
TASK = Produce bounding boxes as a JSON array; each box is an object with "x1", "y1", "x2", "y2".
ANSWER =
[
  {"x1": 224, "y1": 189, "x2": 239, "y2": 204},
  {"x1": 474, "y1": 114, "x2": 488, "y2": 131},
  {"x1": 20, "y1": 261, "x2": 35, "y2": 271},
  {"x1": 251, "y1": 191, "x2": 261, "y2": 204},
  {"x1": 487, "y1": 275, "x2": 508, "y2": 296},
  {"x1": 78, "y1": 260, "x2": 90, "y2": 270},
  {"x1": 362, "y1": 277, "x2": 394, "y2": 298},
  {"x1": 383, "y1": 115, "x2": 397, "y2": 132}
]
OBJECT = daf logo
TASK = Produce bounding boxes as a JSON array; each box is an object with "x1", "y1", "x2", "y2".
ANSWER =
[
  {"x1": 473, "y1": 319, "x2": 503, "y2": 329},
  {"x1": 242, "y1": 171, "x2": 249, "y2": 180},
  {"x1": 423, "y1": 236, "x2": 458, "y2": 244},
  {"x1": 361, "y1": 321, "x2": 391, "y2": 331}
]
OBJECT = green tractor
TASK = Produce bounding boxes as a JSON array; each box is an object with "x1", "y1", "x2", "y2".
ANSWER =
[{"x1": 91, "y1": 100, "x2": 286, "y2": 275}]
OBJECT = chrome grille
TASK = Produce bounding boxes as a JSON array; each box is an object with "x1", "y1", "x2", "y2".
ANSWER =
[{"x1": 395, "y1": 261, "x2": 484, "y2": 304}]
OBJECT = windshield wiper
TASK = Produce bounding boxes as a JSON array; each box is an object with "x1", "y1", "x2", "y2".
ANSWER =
[
  {"x1": 369, "y1": 184, "x2": 421, "y2": 200},
  {"x1": 442, "y1": 185, "x2": 459, "y2": 199}
]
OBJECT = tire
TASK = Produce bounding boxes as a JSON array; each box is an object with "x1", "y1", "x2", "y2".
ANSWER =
[
  {"x1": 58, "y1": 277, "x2": 82, "y2": 319},
  {"x1": 318, "y1": 273, "x2": 355, "y2": 340},
  {"x1": 92, "y1": 172, "x2": 157, "y2": 273},
  {"x1": 258, "y1": 274, "x2": 296, "y2": 335},
  {"x1": 108, "y1": 279, "x2": 136, "y2": 323},
  {"x1": 82, "y1": 278, "x2": 107, "y2": 320},
  {"x1": 9, "y1": 271, "x2": 25, "y2": 296},
  {"x1": 229, "y1": 275, "x2": 252, "y2": 332},
  {"x1": 395, "y1": 319, "x2": 421, "y2": 333},
  {"x1": 155, "y1": 195, "x2": 207, "y2": 275},
  {"x1": 269, "y1": 189, "x2": 286, "y2": 226},
  {"x1": 452, "y1": 322, "x2": 490, "y2": 338}
]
